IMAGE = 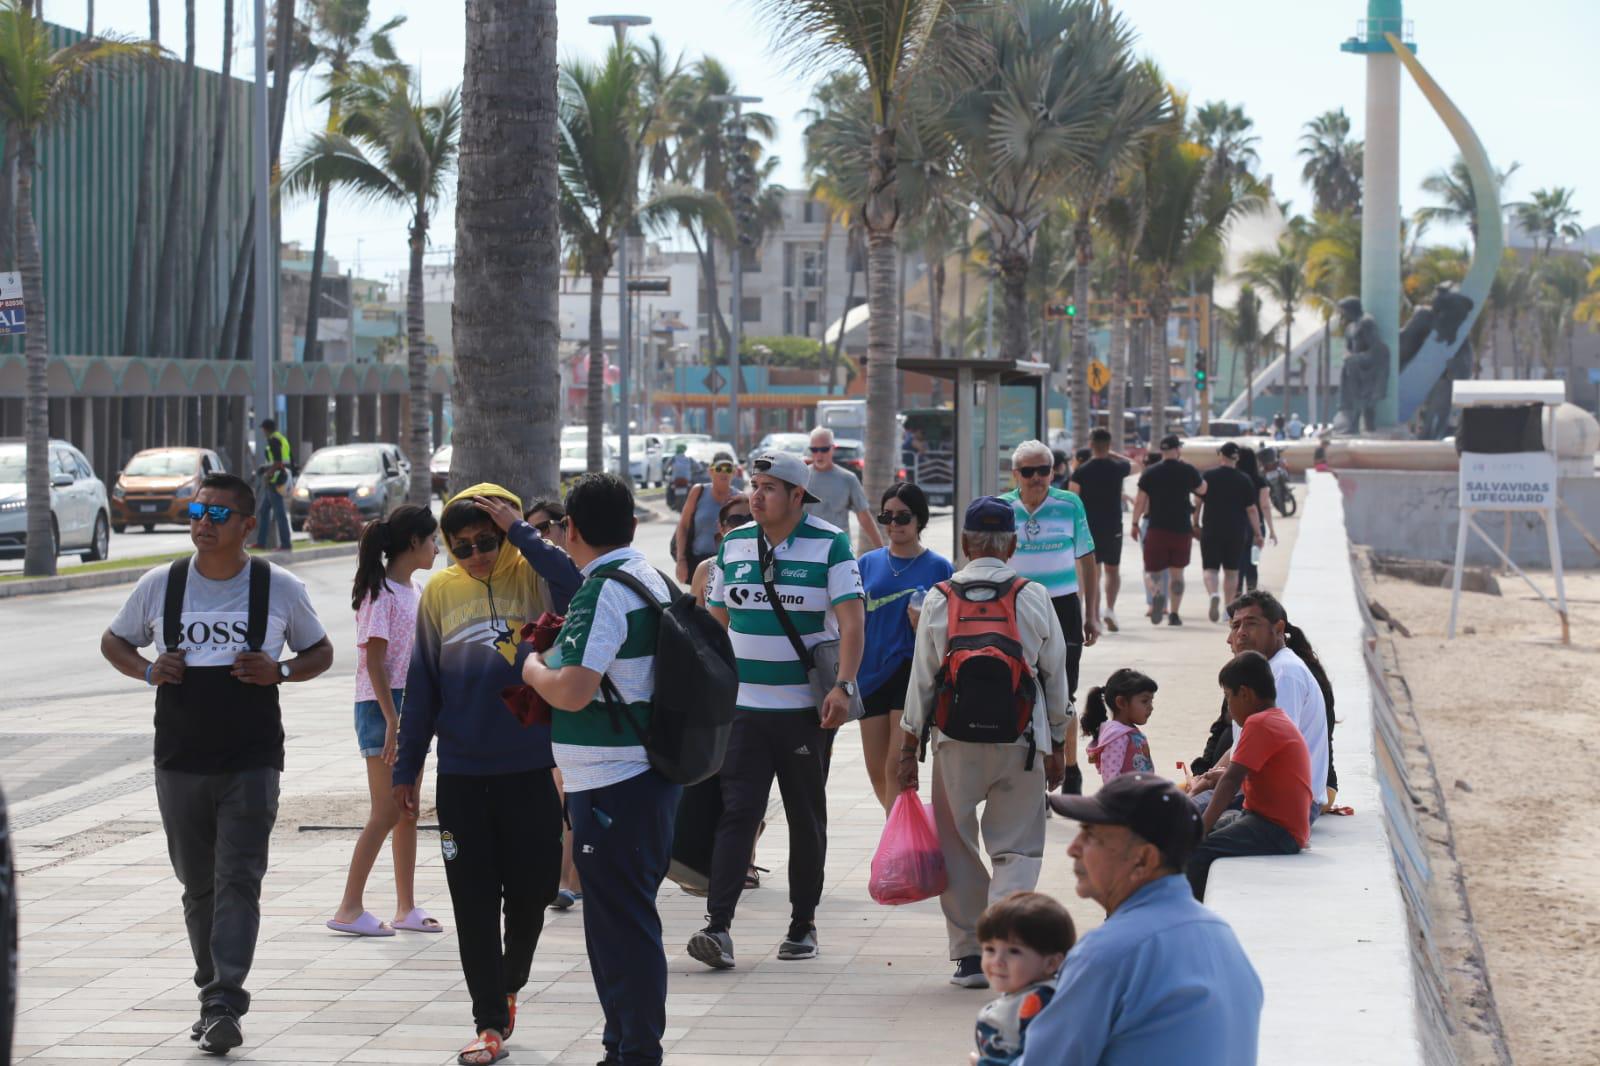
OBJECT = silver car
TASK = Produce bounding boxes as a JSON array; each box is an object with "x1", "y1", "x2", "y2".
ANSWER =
[
  {"x1": 289, "y1": 443, "x2": 409, "y2": 530},
  {"x1": 0, "y1": 438, "x2": 111, "y2": 562}
]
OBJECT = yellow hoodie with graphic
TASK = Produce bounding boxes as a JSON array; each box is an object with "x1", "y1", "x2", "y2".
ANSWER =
[{"x1": 393, "y1": 483, "x2": 582, "y2": 781}]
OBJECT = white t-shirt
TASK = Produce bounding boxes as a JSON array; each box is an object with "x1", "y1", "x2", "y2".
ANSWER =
[{"x1": 1233, "y1": 645, "x2": 1329, "y2": 805}]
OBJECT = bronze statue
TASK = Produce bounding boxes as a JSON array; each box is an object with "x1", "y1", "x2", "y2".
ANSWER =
[
  {"x1": 1405, "y1": 283, "x2": 1476, "y2": 439},
  {"x1": 1334, "y1": 297, "x2": 1389, "y2": 434}
]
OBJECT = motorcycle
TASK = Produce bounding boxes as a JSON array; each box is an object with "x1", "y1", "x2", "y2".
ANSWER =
[{"x1": 1260, "y1": 449, "x2": 1297, "y2": 517}]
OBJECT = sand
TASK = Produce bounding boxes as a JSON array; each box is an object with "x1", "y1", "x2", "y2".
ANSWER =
[{"x1": 1361, "y1": 564, "x2": 1600, "y2": 1066}]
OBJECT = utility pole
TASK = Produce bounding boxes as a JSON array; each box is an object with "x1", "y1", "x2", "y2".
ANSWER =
[
  {"x1": 590, "y1": 14, "x2": 651, "y2": 484},
  {"x1": 710, "y1": 93, "x2": 761, "y2": 454}
]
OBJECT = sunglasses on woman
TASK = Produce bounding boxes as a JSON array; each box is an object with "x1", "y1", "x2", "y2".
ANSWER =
[
  {"x1": 721, "y1": 512, "x2": 752, "y2": 527},
  {"x1": 876, "y1": 510, "x2": 915, "y2": 526},
  {"x1": 1015, "y1": 464, "x2": 1053, "y2": 480},
  {"x1": 532, "y1": 517, "x2": 566, "y2": 535},
  {"x1": 451, "y1": 533, "x2": 503, "y2": 559},
  {"x1": 711, "y1": 463, "x2": 736, "y2": 474},
  {"x1": 187, "y1": 502, "x2": 235, "y2": 524}
]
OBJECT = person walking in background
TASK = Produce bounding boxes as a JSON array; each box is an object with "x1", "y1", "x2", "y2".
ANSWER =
[
  {"x1": 692, "y1": 494, "x2": 751, "y2": 605},
  {"x1": 1069, "y1": 429, "x2": 1133, "y2": 633},
  {"x1": 674, "y1": 450, "x2": 741, "y2": 586},
  {"x1": 667, "y1": 443, "x2": 696, "y2": 512},
  {"x1": 804, "y1": 427, "x2": 883, "y2": 549},
  {"x1": 1002, "y1": 439, "x2": 1098, "y2": 793},
  {"x1": 524, "y1": 474, "x2": 683, "y2": 1066},
  {"x1": 1082, "y1": 669, "x2": 1159, "y2": 785},
  {"x1": 899, "y1": 498, "x2": 1070, "y2": 989},
  {"x1": 392, "y1": 486, "x2": 580, "y2": 1066},
  {"x1": 689, "y1": 450, "x2": 863, "y2": 970},
  {"x1": 252, "y1": 418, "x2": 293, "y2": 553},
  {"x1": 857, "y1": 483, "x2": 953, "y2": 809},
  {"x1": 327, "y1": 506, "x2": 443, "y2": 938},
  {"x1": 1234, "y1": 447, "x2": 1276, "y2": 593},
  {"x1": 1196, "y1": 442, "x2": 1262, "y2": 624},
  {"x1": 1129, "y1": 434, "x2": 1204, "y2": 626},
  {"x1": 100, "y1": 473, "x2": 333, "y2": 1055},
  {"x1": 1050, "y1": 448, "x2": 1071, "y2": 489}
]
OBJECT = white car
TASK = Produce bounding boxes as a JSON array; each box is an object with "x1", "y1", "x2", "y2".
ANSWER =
[
  {"x1": 604, "y1": 435, "x2": 650, "y2": 483},
  {"x1": 0, "y1": 438, "x2": 111, "y2": 563},
  {"x1": 561, "y1": 441, "x2": 617, "y2": 479}
]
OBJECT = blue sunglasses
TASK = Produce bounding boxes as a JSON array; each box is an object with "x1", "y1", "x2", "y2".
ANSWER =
[{"x1": 187, "y1": 502, "x2": 235, "y2": 524}]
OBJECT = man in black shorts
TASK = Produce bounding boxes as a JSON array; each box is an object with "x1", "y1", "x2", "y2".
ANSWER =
[
  {"x1": 1195, "y1": 442, "x2": 1262, "y2": 623},
  {"x1": 1129, "y1": 435, "x2": 1204, "y2": 625},
  {"x1": 1069, "y1": 428, "x2": 1133, "y2": 633}
]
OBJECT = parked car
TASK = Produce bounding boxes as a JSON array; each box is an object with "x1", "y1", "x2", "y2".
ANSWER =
[
  {"x1": 604, "y1": 435, "x2": 650, "y2": 483},
  {"x1": 431, "y1": 444, "x2": 452, "y2": 499},
  {"x1": 111, "y1": 446, "x2": 226, "y2": 532},
  {"x1": 0, "y1": 438, "x2": 111, "y2": 562},
  {"x1": 289, "y1": 443, "x2": 408, "y2": 531},
  {"x1": 747, "y1": 432, "x2": 810, "y2": 473},
  {"x1": 561, "y1": 441, "x2": 617, "y2": 480},
  {"x1": 831, "y1": 437, "x2": 866, "y2": 478}
]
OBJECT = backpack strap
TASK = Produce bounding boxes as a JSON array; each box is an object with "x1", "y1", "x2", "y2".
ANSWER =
[
  {"x1": 592, "y1": 564, "x2": 671, "y2": 744},
  {"x1": 246, "y1": 557, "x2": 273, "y2": 652},
  {"x1": 162, "y1": 557, "x2": 190, "y2": 652}
]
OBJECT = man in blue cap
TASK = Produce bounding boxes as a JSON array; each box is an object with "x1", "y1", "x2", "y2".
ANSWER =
[{"x1": 896, "y1": 496, "x2": 1071, "y2": 989}]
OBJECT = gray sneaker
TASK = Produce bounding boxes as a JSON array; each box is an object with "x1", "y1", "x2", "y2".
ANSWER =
[
  {"x1": 777, "y1": 922, "x2": 818, "y2": 960},
  {"x1": 687, "y1": 924, "x2": 735, "y2": 970}
]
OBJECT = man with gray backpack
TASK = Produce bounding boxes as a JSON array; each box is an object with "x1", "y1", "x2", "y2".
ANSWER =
[{"x1": 524, "y1": 473, "x2": 736, "y2": 1066}]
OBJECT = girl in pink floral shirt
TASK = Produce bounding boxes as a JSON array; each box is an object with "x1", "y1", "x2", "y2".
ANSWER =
[
  {"x1": 326, "y1": 506, "x2": 441, "y2": 937},
  {"x1": 1083, "y1": 668, "x2": 1158, "y2": 784}
]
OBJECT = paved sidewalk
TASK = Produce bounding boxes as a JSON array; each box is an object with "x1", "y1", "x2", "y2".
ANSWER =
[{"x1": 7, "y1": 510, "x2": 1297, "y2": 1064}]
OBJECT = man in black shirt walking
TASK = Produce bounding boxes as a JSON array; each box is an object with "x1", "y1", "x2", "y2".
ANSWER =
[
  {"x1": 1196, "y1": 442, "x2": 1263, "y2": 622},
  {"x1": 1129, "y1": 435, "x2": 1205, "y2": 625},
  {"x1": 1069, "y1": 428, "x2": 1133, "y2": 632}
]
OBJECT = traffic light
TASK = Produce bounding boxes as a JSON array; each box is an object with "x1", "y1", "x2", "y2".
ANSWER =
[
  {"x1": 1194, "y1": 349, "x2": 1208, "y2": 391},
  {"x1": 1043, "y1": 301, "x2": 1077, "y2": 321}
]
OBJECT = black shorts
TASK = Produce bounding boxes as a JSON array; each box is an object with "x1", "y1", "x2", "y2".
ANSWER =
[
  {"x1": 862, "y1": 659, "x2": 913, "y2": 720},
  {"x1": 1089, "y1": 523, "x2": 1123, "y2": 568},
  {"x1": 1200, "y1": 526, "x2": 1248, "y2": 572}
]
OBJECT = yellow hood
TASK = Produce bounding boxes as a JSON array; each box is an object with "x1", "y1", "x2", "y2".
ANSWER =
[{"x1": 443, "y1": 482, "x2": 524, "y2": 577}]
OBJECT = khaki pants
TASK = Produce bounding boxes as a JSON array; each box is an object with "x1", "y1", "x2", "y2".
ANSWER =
[{"x1": 930, "y1": 739, "x2": 1046, "y2": 960}]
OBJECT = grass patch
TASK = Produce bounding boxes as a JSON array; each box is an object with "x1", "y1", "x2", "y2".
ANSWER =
[{"x1": 0, "y1": 541, "x2": 351, "y2": 583}]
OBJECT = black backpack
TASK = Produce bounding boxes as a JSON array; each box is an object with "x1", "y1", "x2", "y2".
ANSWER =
[{"x1": 597, "y1": 567, "x2": 737, "y2": 786}]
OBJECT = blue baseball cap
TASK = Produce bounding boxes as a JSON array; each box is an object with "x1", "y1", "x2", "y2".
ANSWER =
[{"x1": 963, "y1": 496, "x2": 1015, "y2": 533}]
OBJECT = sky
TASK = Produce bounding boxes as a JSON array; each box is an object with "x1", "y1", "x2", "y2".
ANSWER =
[{"x1": 65, "y1": 0, "x2": 1600, "y2": 295}]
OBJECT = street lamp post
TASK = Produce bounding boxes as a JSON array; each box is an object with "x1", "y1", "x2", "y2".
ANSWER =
[
  {"x1": 590, "y1": 14, "x2": 651, "y2": 485},
  {"x1": 709, "y1": 93, "x2": 761, "y2": 455}
]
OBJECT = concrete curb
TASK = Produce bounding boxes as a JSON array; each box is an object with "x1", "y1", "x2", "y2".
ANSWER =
[{"x1": 0, "y1": 542, "x2": 359, "y2": 600}]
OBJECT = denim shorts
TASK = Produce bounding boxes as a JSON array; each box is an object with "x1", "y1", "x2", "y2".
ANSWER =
[{"x1": 354, "y1": 690, "x2": 405, "y2": 757}]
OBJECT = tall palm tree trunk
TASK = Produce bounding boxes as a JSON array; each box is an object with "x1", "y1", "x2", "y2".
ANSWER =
[
  {"x1": 585, "y1": 260, "x2": 608, "y2": 470},
  {"x1": 864, "y1": 227, "x2": 898, "y2": 508},
  {"x1": 0, "y1": 130, "x2": 16, "y2": 274},
  {"x1": 815, "y1": 211, "x2": 832, "y2": 373},
  {"x1": 1069, "y1": 218, "x2": 1092, "y2": 447},
  {"x1": 404, "y1": 218, "x2": 430, "y2": 504},
  {"x1": 1149, "y1": 276, "x2": 1172, "y2": 443},
  {"x1": 1280, "y1": 316, "x2": 1293, "y2": 420},
  {"x1": 930, "y1": 256, "x2": 945, "y2": 359},
  {"x1": 302, "y1": 184, "x2": 331, "y2": 360},
  {"x1": 184, "y1": 0, "x2": 232, "y2": 362},
  {"x1": 18, "y1": 139, "x2": 53, "y2": 577},
  {"x1": 955, "y1": 244, "x2": 967, "y2": 358},
  {"x1": 1107, "y1": 252, "x2": 1130, "y2": 449},
  {"x1": 996, "y1": 249, "x2": 1029, "y2": 363},
  {"x1": 150, "y1": 0, "x2": 197, "y2": 356},
  {"x1": 827, "y1": 228, "x2": 857, "y2": 396},
  {"x1": 122, "y1": 0, "x2": 160, "y2": 356},
  {"x1": 452, "y1": 0, "x2": 560, "y2": 501}
]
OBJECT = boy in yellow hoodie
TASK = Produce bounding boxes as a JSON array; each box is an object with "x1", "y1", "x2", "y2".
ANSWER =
[{"x1": 393, "y1": 484, "x2": 580, "y2": 1066}]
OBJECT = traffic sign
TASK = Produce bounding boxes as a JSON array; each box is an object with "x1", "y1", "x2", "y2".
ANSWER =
[
  {"x1": 1086, "y1": 359, "x2": 1110, "y2": 392},
  {"x1": 0, "y1": 272, "x2": 24, "y2": 337},
  {"x1": 704, "y1": 367, "x2": 727, "y2": 395}
]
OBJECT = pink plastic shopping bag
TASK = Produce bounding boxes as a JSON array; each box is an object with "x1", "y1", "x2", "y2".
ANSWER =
[{"x1": 869, "y1": 790, "x2": 948, "y2": 905}]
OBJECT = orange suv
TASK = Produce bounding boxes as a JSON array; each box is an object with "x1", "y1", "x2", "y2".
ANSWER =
[{"x1": 111, "y1": 447, "x2": 227, "y2": 532}]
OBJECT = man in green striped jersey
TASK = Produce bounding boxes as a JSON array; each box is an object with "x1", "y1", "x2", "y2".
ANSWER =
[
  {"x1": 687, "y1": 450, "x2": 864, "y2": 970},
  {"x1": 1002, "y1": 439, "x2": 1100, "y2": 795},
  {"x1": 523, "y1": 474, "x2": 680, "y2": 1065}
]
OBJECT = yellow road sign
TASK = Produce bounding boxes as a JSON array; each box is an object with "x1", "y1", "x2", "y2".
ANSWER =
[{"x1": 1087, "y1": 360, "x2": 1111, "y2": 392}]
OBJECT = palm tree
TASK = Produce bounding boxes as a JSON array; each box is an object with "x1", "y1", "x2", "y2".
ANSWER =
[
  {"x1": 752, "y1": 0, "x2": 971, "y2": 516},
  {"x1": 148, "y1": 0, "x2": 195, "y2": 356},
  {"x1": 450, "y1": 0, "x2": 561, "y2": 502},
  {"x1": 281, "y1": 66, "x2": 460, "y2": 505},
  {"x1": 120, "y1": 0, "x2": 159, "y2": 356},
  {"x1": 1298, "y1": 108, "x2": 1363, "y2": 216},
  {"x1": 0, "y1": 2, "x2": 153, "y2": 575},
  {"x1": 1416, "y1": 155, "x2": 1518, "y2": 246},
  {"x1": 181, "y1": 0, "x2": 231, "y2": 362},
  {"x1": 1238, "y1": 234, "x2": 1307, "y2": 420},
  {"x1": 1230, "y1": 283, "x2": 1262, "y2": 422},
  {"x1": 299, "y1": 0, "x2": 405, "y2": 364},
  {"x1": 1515, "y1": 186, "x2": 1583, "y2": 257},
  {"x1": 1190, "y1": 99, "x2": 1259, "y2": 184},
  {"x1": 1099, "y1": 179, "x2": 1145, "y2": 441}
]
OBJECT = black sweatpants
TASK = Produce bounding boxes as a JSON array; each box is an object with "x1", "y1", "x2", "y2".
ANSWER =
[
  {"x1": 1050, "y1": 593, "x2": 1084, "y2": 700},
  {"x1": 1186, "y1": 810, "x2": 1301, "y2": 900},
  {"x1": 435, "y1": 768, "x2": 563, "y2": 1035},
  {"x1": 708, "y1": 710, "x2": 830, "y2": 930},
  {"x1": 154, "y1": 767, "x2": 279, "y2": 1018},
  {"x1": 569, "y1": 769, "x2": 682, "y2": 1066}
]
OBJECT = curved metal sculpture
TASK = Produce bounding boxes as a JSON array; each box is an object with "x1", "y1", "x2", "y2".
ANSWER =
[{"x1": 1386, "y1": 31, "x2": 1504, "y2": 427}]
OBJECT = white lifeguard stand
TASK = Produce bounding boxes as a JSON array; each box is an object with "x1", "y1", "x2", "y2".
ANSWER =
[{"x1": 1448, "y1": 380, "x2": 1568, "y2": 643}]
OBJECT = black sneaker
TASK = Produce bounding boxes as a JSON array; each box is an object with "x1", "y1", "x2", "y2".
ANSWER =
[
  {"x1": 188, "y1": 1018, "x2": 203, "y2": 1041},
  {"x1": 198, "y1": 1012, "x2": 243, "y2": 1055},
  {"x1": 1168, "y1": 612, "x2": 1183, "y2": 626},
  {"x1": 777, "y1": 921, "x2": 818, "y2": 960},
  {"x1": 687, "y1": 923, "x2": 735, "y2": 970},
  {"x1": 1209, "y1": 594, "x2": 1221, "y2": 623},
  {"x1": 950, "y1": 955, "x2": 989, "y2": 988},
  {"x1": 1150, "y1": 591, "x2": 1166, "y2": 623}
]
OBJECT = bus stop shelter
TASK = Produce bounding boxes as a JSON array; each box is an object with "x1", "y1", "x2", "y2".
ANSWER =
[{"x1": 897, "y1": 357, "x2": 1050, "y2": 563}]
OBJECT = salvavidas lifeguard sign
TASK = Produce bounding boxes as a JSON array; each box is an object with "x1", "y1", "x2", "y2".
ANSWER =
[{"x1": 1460, "y1": 451, "x2": 1557, "y2": 510}]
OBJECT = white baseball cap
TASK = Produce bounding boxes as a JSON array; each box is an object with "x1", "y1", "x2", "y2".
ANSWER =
[{"x1": 750, "y1": 450, "x2": 820, "y2": 504}]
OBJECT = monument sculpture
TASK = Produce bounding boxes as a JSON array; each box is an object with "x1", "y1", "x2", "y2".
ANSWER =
[
  {"x1": 1401, "y1": 283, "x2": 1477, "y2": 438},
  {"x1": 1334, "y1": 297, "x2": 1390, "y2": 435}
]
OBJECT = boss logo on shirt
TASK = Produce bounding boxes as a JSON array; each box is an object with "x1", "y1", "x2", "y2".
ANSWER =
[{"x1": 180, "y1": 618, "x2": 253, "y2": 646}]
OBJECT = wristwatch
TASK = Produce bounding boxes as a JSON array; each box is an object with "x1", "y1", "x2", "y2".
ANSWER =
[
  {"x1": 278, "y1": 662, "x2": 292, "y2": 682},
  {"x1": 834, "y1": 679, "x2": 858, "y2": 698}
]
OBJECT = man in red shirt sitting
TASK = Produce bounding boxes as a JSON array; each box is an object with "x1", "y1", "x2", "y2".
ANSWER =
[{"x1": 1187, "y1": 650, "x2": 1312, "y2": 900}]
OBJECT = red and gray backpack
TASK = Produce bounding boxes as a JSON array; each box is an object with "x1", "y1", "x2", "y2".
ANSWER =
[{"x1": 926, "y1": 576, "x2": 1039, "y2": 768}]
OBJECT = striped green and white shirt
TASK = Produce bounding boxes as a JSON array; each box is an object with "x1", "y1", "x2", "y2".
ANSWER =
[
  {"x1": 707, "y1": 515, "x2": 863, "y2": 712},
  {"x1": 547, "y1": 546, "x2": 667, "y2": 792},
  {"x1": 1001, "y1": 486, "x2": 1096, "y2": 598}
]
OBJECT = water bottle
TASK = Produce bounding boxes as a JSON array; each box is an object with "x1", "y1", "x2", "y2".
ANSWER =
[
  {"x1": 909, "y1": 588, "x2": 927, "y2": 611},
  {"x1": 1250, "y1": 543, "x2": 1262, "y2": 566}
]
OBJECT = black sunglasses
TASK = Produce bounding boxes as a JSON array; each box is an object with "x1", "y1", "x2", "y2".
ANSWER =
[
  {"x1": 532, "y1": 517, "x2": 566, "y2": 535},
  {"x1": 722, "y1": 512, "x2": 752, "y2": 527},
  {"x1": 451, "y1": 533, "x2": 503, "y2": 559},
  {"x1": 1016, "y1": 464, "x2": 1053, "y2": 479},
  {"x1": 809, "y1": 445, "x2": 833, "y2": 453},
  {"x1": 876, "y1": 510, "x2": 915, "y2": 526},
  {"x1": 187, "y1": 502, "x2": 234, "y2": 524}
]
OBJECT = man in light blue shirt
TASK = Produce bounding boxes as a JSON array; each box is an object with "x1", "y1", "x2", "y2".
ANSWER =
[{"x1": 1020, "y1": 774, "x2": 1263, "y2": 1066}]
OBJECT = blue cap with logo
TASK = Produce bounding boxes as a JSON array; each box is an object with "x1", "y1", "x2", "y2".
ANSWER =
[{"x1": 963, "y1": 496, "x2": 1015, "y2": 533}]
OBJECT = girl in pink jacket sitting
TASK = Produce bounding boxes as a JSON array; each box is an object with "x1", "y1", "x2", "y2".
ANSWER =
[{"x1": 1083, "y1": 669, "x2": 1158, "y2": 784}]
